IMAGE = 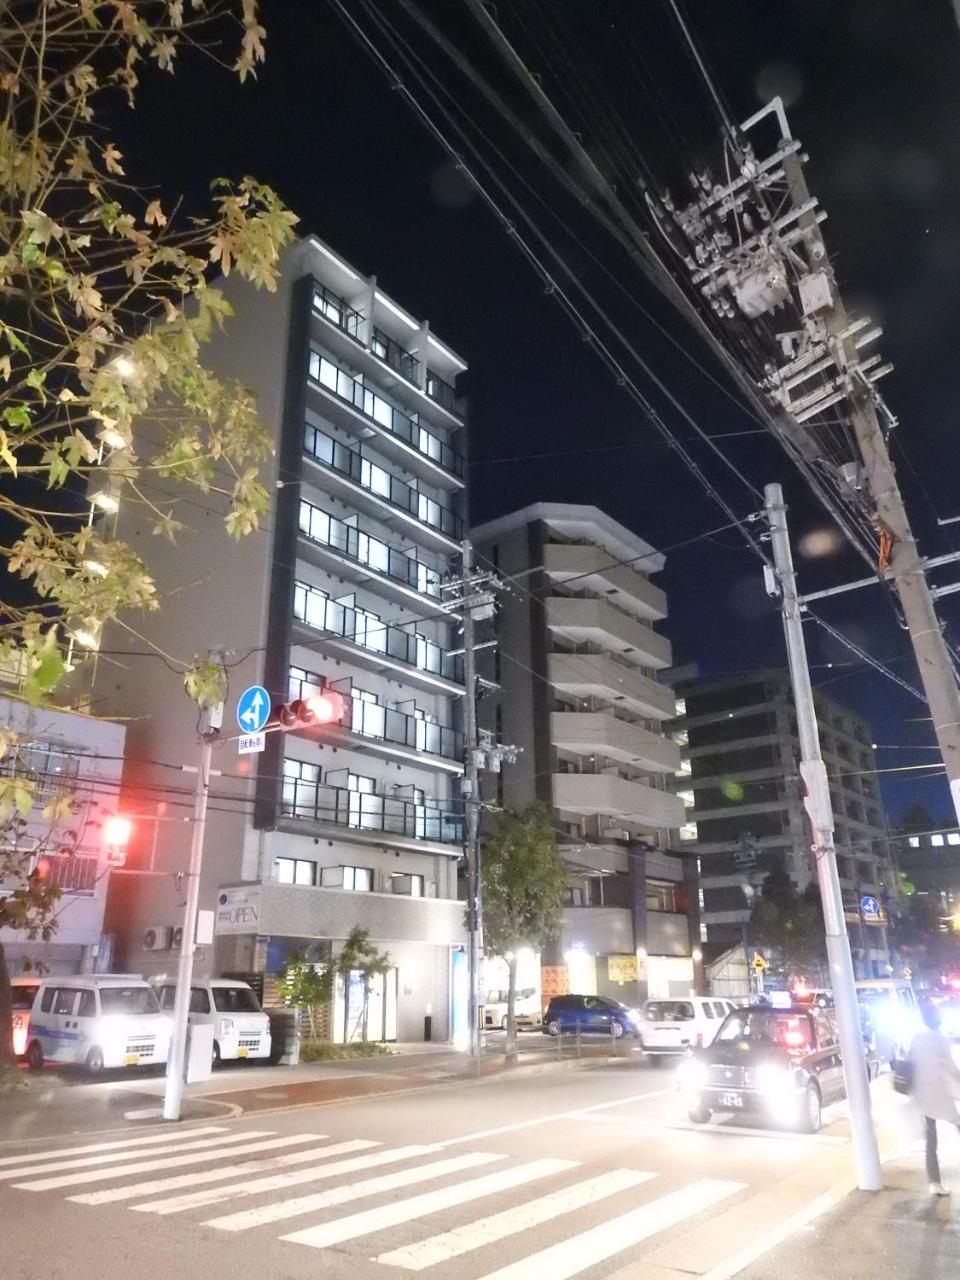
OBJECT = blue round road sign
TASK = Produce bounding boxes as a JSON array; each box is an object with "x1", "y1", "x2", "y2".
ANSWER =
[
  {"x1": 236, "y1": 684, "x2": 270, "y2": 734},
  {"x1": 860, "y1": 894, "x2": 880, "y2": 919}
]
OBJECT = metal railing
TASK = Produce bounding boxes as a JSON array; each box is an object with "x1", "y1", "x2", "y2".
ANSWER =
[
  {"x1": 289, "y1": 669, "x2": 463, "y2": 762},
  {"x1": 309, "y1": 350, "x2": 463, "y2": 478},
  {"x1": 47, "y1": 854, "x2": 99, "y2": 895},
  {"x1": 281, "y1": 775, "x2": 463, "y2": 844},
  {"x1": 371, "y1": 326, "x2": 420, "y2": 383},
  {"x1": 426, "y1": 369, "x2": 459, "y2": 415},
  {"x1": 302, "y1": 422, "x2": 463, "y2": 541},
  {"x1": 292, "y1": 580, "x2": 464, "y2": 684},
  {"x1": 297, "y1": 499, "x2": 444, "y2": 600},
  {"x1": 312, "y1": 283, "x2": 364, "y2": 341}
]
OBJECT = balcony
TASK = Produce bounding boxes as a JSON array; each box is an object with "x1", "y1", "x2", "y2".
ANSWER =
[
  {"x1": 546, "y1": 597, "x2": 672, "y2": 670},
  {"x1": 543, "y1": 543, "x2": 667, "y2": 621},
  {"x1": 371, "y1": 326, "x2": 420, "y2": 383},
  {"x1": 553, "y1": 773, "x2": 685, "y2": 829},
  {"x1": 308, "y1": 351, "x2": 464, "y2": 485},
  {"x1": 280, "y1": 776, "x2": 463, "y2": 855},
  {"x1": 303, "y1": 421, "x2": 462, "y2": 553},
  {"x1": 425, "y1": 369, "x2": 460, "y2": 417},
  {"x1": 297, "y1": 499, "x2": 445, "y2": 611},
  {"x1": 551, "y1": 712, "x2": 680, "y2": 774},
  {"x1": 313, "y1": 282, "x2": 365, "y2": 342},
  {"x1": 289, "y1": 668, "x2": 463, "y2": 774},
  {"x1": 241, "y1": 880, "x2": 466, "y2": 945},
  {"x1": 548, "y1": 652, "x2": 675, "y2": 721},
  {"x1": 292, "y1": 581, "x2": 464, "y2": 695}
]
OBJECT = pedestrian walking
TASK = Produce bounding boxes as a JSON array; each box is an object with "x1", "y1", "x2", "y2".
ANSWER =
[{"x1": 910, "y1": 1000, "x2": 960, "y2": 1195}]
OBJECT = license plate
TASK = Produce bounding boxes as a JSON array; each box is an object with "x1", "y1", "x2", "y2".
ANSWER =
[
  {"x1": 719, "y1": 1091, "x2": 743, "y2": 1108},
  {"x1": 237, "y1": 1047, "x2": 249, "y2": 1059},
  {"x1": 124, "y1": 1054, "x2": 140, "y2": 1066}
]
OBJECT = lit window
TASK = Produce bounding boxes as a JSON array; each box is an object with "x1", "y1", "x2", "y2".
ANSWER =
[
  {"x1": 949, "y1": 834, "x2": 960, "y2": 847},
  {"x1": 908, "y1": 836, "x2": 920, "y2": 848},
  {"x1": 932, "y1": 834, "x2": 945, "y2": 847},
  {"x1": 677, "y1": 790, "x2": 695, "y2": 807},
  {"x1": 275, "y1": 857, "x2": 316, "y2": 886},
  {"x1": 680, "y1": 822, "x2": 698, "y2": 842}
]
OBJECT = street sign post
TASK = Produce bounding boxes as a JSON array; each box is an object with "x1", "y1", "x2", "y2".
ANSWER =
[
  {"x1": 236, "y1": 685, "x2": 269, "y2": 754},
  {"x1": 860, "y1": 894, "x2": 881, "y2": 921}
]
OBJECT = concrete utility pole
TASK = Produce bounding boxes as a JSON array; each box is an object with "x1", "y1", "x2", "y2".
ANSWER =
[
  {"x1": 460, "y1": 540, "x2": 484, "y2": 1060},
  {"x1": 162, "y1": 649, "x2": 225, "y2": 1122},
  {"x1": 765, "y1": 485, "x2": 883, "y2": 1191}
]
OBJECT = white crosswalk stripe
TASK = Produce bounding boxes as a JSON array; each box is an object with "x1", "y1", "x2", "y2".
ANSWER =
[
  {"x1": 0, "y1": 1126, "x2": 226, "y2": 1168},
  {"x1": 0, "y1": 1129, "x2": 273, "y2": 1182},
  {"x1": 375, "y1": 1168, "x2": 655, "y2": 1271},
  {"x1": 473, "y1": 1178, "x2": 747, "y2": 1280},
  {"x1": 281, "y1": 1157, "x2": 579, "y2": 1251},
  {"x1": 130, "y1": 1143, "x2": 435, "y2": 1216},
  {"x1": 14, "y1": 1132, "x2": 315, "y2": 1191},
  {"x1": 205, "y1": 1150, "x2": 503, "y2": 1233},
  {"x1": 70, "y1": 1138, "x2": 375, "y2": 1206}
]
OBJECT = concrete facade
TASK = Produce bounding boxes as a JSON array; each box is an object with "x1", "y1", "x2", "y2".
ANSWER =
[
  {"x1": 94, "y1": 235, "x2": 470, "y2": 1042},
  {"x1": 472, "y1": 503, "x2": 700, "y2": 1003}
]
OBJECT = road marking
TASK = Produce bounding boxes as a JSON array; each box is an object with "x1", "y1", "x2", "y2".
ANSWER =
[
  {"x1": 0, "y1": 1125, "x2": 226, "y2": 1168},
  {"x1": 207, "y1": 1151, "x2": 504, "y2": 1233},
  {"x1": 473, "y1": 1178, "x2": 747, "y2": 1280},
  {"x1": 0, "y1": 1129, "x2": 271, "y2": 1182},
  {"x1": 565, "y1": 1113, "x2": 848, "y2": 1144},
  {"x1": 69, "y1": 1138, "x2": 374, "y2": 1206},
  {"x1": 376, "y1": 1168, "x2": 654, "y2": 1271},
  {"x1": 129, "y1": 1143, "x2": 431, "y2": 1216},
  {"x1": 282, "y1": 1158, "x2": 578, "y2": 1251},
  {"x1": 14, "y1": 1133, "x2": 313, "y2": 1191},
  {"x1": 437, "y1": 1089, "x2": 671, "y2": 1147}
]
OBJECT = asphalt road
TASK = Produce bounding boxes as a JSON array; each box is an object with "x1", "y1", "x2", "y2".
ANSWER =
[{"x1": 0, "y1": 1057, "x2": 911, "y2": 1280}]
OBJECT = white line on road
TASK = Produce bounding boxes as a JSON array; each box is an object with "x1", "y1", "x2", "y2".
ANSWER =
[
  {"x1": 472, "y1": 1178, "x2": 747, "y2": 1280},
  {"x1": 376, "y1": 1168, "x2": 654, "y2": 1271},
  {"x1": 0, "y1": 1125, "x2": 227, "y2": 1169},
  {"x1": 69, "y1": 1138, "x2": 374, "y2": 1205},
  {"x1": 14, "y1": 1132, "x2": 314, "y2": 1191},
  {"x1": 564, "y1": 1112, "x2": 848, "y2": 1144},
  {"x1": 281, "y1": 1158, "x2": 578, "y2": 1251},
  {"x1": 0, "y1": 1129, "x2": 271, "y2": 1182},
  {"x1": 436, "y1": 1089, "x2": 671, "y2": 1148},
  {"x1": 206, "y1": 1151, "x2": 505, "y2": 1233}
]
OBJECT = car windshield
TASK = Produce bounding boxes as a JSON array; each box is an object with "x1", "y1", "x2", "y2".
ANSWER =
[
  {"x1": 99, "y1": 986, "x2": 160, "y2": 1015},
  {"x1": 646, "y1": 1001, "x2": 694, "y2": 1022},
  {"x1": 212, "y1": 986, "x2": 261, "y2": 1013},
  {"x1": 715, "y1": 1010, "x2": 812, "y2": 1049},
  {"x1": 10, "y1": 986, "x2": 37, "y2": 1010}
]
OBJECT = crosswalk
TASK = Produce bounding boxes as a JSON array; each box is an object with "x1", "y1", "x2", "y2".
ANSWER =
[{"x1": 0, "y1": 1122, "x2": 747, "y2": 1277}]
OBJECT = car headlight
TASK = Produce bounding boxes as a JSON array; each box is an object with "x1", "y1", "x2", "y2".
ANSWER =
[
  {"x1": 677, "y1": 1057, "x2": 709, "y2": 1090},
  {"x1": 627, "y1": 1008, "x2": 641, "y2": 1024},
  {"x1": 755, "y1": 1062, "x2": 797, "y2": 1095}
]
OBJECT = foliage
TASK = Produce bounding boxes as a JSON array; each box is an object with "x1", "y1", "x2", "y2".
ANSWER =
[
  {"x1": 888, "y1": 893, "x2": 960, "y2": 983},
  {"x1": 481, "y1": 804, "x2": 567, "y2": 1060},
  {"x1": 338, "y1": 926, "x2": 390, "y2": 1045},
  {"x1": 749, "y1": 860, "x2": 827, "y2": 981},
  {"x1": 0, "y1": 0, "x2": 296, "y2": 699},
  {"x1": 298, "y1": 1040, "x2": 390, "y2": 1063},
  {"x1": 279, "y1": 928, "x2": 392, "y2": 1045}
]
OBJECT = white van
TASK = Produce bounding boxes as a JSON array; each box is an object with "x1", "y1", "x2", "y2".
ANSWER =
[
  {"x1": 483, "y1": 987, "x2": 542, "y2": 1030},
  {"x1": 26, "y1": 975, "x2": 171, "y2": 1072},
  {"x1": 10, "y1": 975, "x2": 42, "y2": 1058},
  {"x1": 157, "y1": 979, "x2": 271, "y2": 1063},
  {"x1": 639, "y1": 996, "x2": 739, "y2": 1058}
]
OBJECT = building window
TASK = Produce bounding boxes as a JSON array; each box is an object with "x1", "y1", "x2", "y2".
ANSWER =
[
  {"x1": 646, "y1": 881, "x2": 676, "y2": 913},
  {"x1": 949, "y1": 834, "x2": 960, "y2": 847},
  {"x1": 276, "y1": 857, "x2": 316, "y2": 886},
  {"x1": 408, "y1": 874, "x2": 425, "y2": 897},
  {"x1": 680, "y1": 821, "x2": 698, "y2": 842},
  {"x1": 343, "y1": 866, "x2": 372, "y2": 892},
  {"x1": 908, "y1": 836, "x2": 920, "y2": 848},
  {"x1": 932, "y1": 834, "x2": 945, "y2": 847}
]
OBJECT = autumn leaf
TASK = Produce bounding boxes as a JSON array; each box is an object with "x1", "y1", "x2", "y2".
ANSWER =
[
  {"x1": 103, "y1": 143, "x2": 125, "y2": 175},
  {"x1": 144, "y1": 199, "x2": 167, "y2": 227}
]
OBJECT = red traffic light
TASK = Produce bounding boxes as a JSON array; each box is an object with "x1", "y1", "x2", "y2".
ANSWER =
[
  {"x1": 278, "y1": 691, "x2": 345, "y2": 730},
  {"x1": 103, "y1": 814, "x2": 133, "y2": 867}
]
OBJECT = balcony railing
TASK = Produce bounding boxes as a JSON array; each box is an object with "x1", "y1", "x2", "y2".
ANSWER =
[
  {"x1": 308, "y1": 350, "x2": 463, "y2": 479},
  {"x1": 281, "y1": 775, "x2": 464, "y2": 844},
  {"x1": 289, "y1": 668, "x2": 463, "y2": 762},
  {"x1": 293, "y1": 581, "x2": 463, "y2": 684},
  {"x1": 303, "y1": 422, "x2": 463, "y2": 541},
  {"x1": 47, "y1": 854, "x2": 99, "y2": 895},
  {"x1": 371, "y1": 326, "x2": 420, "y2": 383},
  {"x1": 313, "y1": 283, "x2": 364, "y2": 341},
  {"x1": 298, "y1": 498, "x2": 444, "y2": 600},
  {"x1": 426, "y1": 369, "x2": 459, "y2": 415}
]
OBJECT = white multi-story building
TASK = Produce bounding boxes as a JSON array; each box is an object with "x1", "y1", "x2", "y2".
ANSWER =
[
  {"x1": 0, "y1": 668, "x2": 125, "y2": 976},
  {"x1": 472, "y1": 504, "x2": 698, "y2": 1003},
  {"x1": 95, "y1": 235, "x2": 470, "y2": 1042}
]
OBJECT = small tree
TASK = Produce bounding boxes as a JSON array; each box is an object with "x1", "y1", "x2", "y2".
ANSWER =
[
  {"x1": 337, "y1": 927, "x2": 390, "y2": 1044},
  {"x1": 750, "y1": 860, "x2": 827, "y2": 983},
  {"x1": 481, "y1": 805, "x2": 567, "y2": 1062},
  {"x1": 277, "y1": 929, "x2": 391, "y2": 1047},
  {"x1": 277, "y1": 947, "x2": 332, "y2": 1042}
]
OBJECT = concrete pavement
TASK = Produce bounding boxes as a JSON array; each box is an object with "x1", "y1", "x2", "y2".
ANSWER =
[{"x1": 0, "y1": 1054, "x2": 926, "y2": 1280}]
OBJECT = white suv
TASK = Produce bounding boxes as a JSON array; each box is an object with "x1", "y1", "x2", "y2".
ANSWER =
[{"x1": 639, "y1": 996, "x2": 740, "y2": 1058}]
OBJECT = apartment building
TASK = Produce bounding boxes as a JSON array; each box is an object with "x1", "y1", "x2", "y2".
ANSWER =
[
  {"x1": 95, "y1": 235, "x2": 469, "y2": 1041},
  {"x1": 676, "y1": 672, "x2": 897, "y2": 977},
  {"x1": 0, "y1": 664, "x2": 126, "y2": 976},
  {"x1": 472, "y1": 504, "x2": 698, "y2": 1004}
]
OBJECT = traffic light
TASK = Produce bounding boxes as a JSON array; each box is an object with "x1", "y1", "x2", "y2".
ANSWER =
[
  {"x1": 277, "y1": 690, "x2": 345, "y2": 730},
  {"x1": 103, "y1": 814, "x2": 133, "y2": 867}
]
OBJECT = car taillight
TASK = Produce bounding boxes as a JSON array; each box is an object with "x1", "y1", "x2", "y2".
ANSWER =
[{"x1": 13, "y1": 1017, "x2": 27, "y2": 1056}]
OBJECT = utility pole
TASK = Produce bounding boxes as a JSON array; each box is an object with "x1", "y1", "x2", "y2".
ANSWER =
[
  {"x1": 460, "y1": 541, "x2": 484, "y2": 1061},
  {"x1": 765, "y1": 485, "x2": 883, "y2": 1191},
  {"x1": 162, "y1": 649, "x2": 225, "y2": 1122}
]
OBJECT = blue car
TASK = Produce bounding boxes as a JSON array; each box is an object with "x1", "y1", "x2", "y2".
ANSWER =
[{"x1": 542, "y1": 994, "x2": 641, "y2": 1038}]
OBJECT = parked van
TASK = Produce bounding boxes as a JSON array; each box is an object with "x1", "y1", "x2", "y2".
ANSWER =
[
  {"x1": 26, "y1": 975, "x2": 171, "y2": 1072},
  {"x1": 157, "y1": 979, "x2": 271, "y2": 1063},
  {"x1": 639, "y1": 996, "x2": 740, "y2": 1058},
  {"x1": 483, "y1": 987, "x2": 542, "y2": 1030},
  {"x1": 10, "y1": 975, "x2": 42, "y2": 1058}
]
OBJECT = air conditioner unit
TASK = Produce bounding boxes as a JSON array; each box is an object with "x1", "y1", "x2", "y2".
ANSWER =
[
  {"x1": 143, "y1": 925, "x2": 172, "y2": 952},
  {"x1": 170, "y1": 926, "x2": 183, "y2": 950}
]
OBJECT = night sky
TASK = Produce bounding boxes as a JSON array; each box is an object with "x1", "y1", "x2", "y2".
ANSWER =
[{"x1": 110, "y1": 0, "x2": 960, "y2": 822}]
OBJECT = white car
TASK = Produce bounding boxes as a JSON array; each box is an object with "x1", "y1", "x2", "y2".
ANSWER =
[
  {"x1": 158, "y1": 979, "x2": 271, "y2": 1063},
  {"x1": 26, "y1": 975, "x2": 171, "y2": 1072},
  {"x1": 10, "y1": 976, "x2": 42, "y2": 1058},
  {"x1": 483, "y1": 987, "x2": 542, "y2": 1030},
  {"x1": 639, "y1": 996, "x2": 740, "y2": 1058}
]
